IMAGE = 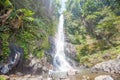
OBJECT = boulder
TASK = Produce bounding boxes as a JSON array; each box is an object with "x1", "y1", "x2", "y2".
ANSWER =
[
  {"x1": 50, "y1": 71, "x2": 68, "y2": 79},
  {"x1": 61, "y1": 78, "x2": 70, "y2": 80},
  {"x1": 92, "y1": 57, "x2": 120, "y2": 74},
  {"x1": 24, "y1": 74, "x2": 31, "y2": 78},
  {"x1": 16, "y1": 72, "x2": 23, "y2": 76},
  {"x1": 82, "y1": 75, "x2": 90, "y2": 80},
  {"x1": 67, "y1": 70, "x2": 76, "y2": 76},
  {"x1": 94, "y1": 75, "x2": 113, "y2": 80}
]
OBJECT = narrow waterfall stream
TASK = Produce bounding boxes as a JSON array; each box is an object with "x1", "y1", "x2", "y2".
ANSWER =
[{"x1": 53, "y1": 0, "x2": 73, "y2": 72}]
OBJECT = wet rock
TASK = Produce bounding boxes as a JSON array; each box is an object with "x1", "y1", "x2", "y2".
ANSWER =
[
  {"x1": 24, "y1": 74, "x2": 31, "y2": 78},
  {"x1": 32, "y1": 76, "x2": 43, "y2": 80},
  {"x1": 61, "y1": 78, "x2": 70, "y2": 80},
  {"x1": 28, "y1": 78, "x2": 37, "y2": 80},
  {"x1": 46, "y1": 36, "x2": 55, "y2": 57},
  {"x1": 82, "y1": 75, "x2": 90, "y2": 80},
  {"x1": 95, "y1": 75, "x2": 113, "y2": 80},
  {"x1": 10, "y1": 75, "x2": 43, "y2": 80},
  {"x1": 29, "y1": 55, "x2": 42, "y2": 69},
  {"x1": 0, "y1": 44, "x2": 24, "y2": 74},
  {"x1": 65, "y1": 43, "x2": 76, "y2": 59},
  {"x1": 42, "y1": 66, "x2": 48, "y2": 71},
  {"x1": 27, "y1": 76, "x2": 42, "y2": 80},
  {"x1": 75, "y1": 70, "x2": 81, "y2": 74},
  {"x1": 67, "y1": 70, "x2": 76, "y2": 76},
  {"x1": 92, "y1": 57, "x2": 120, "y2": 74},
  {"x1": 111, "y1": 74, "x2": 120, "y2": 80},
  {"x1": 50, "y1": 71, "x2": 68, "y2": 79},
  {"x1": 68, "y1": 75, "x2": 77, "y2": 80},
  {"x1": 47, "y1": 77, "x2": 53, "y2": 80},
  {"x1": 64, "y1": 42, "x2": 79, "y2": 68},
  {"x1": 27, "y1": 54, "x2": 49, "y2": 75},
  {"x1": 16, "y1": 72, "x2": 23, "y2": 76}
]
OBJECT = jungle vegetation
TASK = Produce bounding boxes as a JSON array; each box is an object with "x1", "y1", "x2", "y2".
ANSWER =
[{"x1": 64, "y1": 0, "x2": 120, "y2": 66}]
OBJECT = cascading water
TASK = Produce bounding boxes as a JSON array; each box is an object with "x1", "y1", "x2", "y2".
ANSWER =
[{"x1": 53, "y1": 0, "x2": 73, "y2": 72}]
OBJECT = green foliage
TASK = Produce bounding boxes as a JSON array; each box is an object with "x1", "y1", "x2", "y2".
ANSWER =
[
  {"x1": 0, "y1": 0, "x2": 57, "y2": 61},
  {"x1": 79, "y1": 45, "x2": 120, "y2": 67},
  {"x1": 35, "y1": 50, "x2": 44, "y2": 58},
  {"x1": 0, "y1": 0, "x2": 13, "y2": 8},
  {"x1": 17, "y1": 9, "x2": 35, "y2": 22},
  {"x1": 0, "y1": 33, "x2": 10, "y2": 61},
  {"x1": 0, "y1": 76, "x2": 6, "y2": 80},
  {"x1": 65, "y1": 0, "x2": 120, "y2": 65}
]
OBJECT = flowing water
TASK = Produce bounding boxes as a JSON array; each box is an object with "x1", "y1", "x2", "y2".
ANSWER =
[
  {"x1": 49, "y1": 0, "x2": 120, "y2": 80},
  {"x1": 53, "y1": 0, "x2": 73, "y2": 72}
]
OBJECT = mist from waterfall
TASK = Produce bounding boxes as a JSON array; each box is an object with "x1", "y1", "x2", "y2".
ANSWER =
[{"x1": 53, "y1": 0, "x2": 73, "y2": 72}]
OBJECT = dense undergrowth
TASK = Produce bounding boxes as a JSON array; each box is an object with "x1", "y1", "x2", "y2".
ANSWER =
[
  {"x1": 64, "y1": 0, "x2": 120, "y2": 67},
  {"x1": 0, "y1": 0, "x2": 59, "y2": 61}
]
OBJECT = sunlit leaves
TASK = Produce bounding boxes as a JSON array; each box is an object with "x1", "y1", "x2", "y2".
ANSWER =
[
  {"x1": 17, "y1": 9, "x2": 35, "y2": 22},
  {"x1": 17, "y1": 9, "x2": 34, "y2": 17},
  {"x1": 86, "y1": 15, "x2": 97, "y2": 21}
]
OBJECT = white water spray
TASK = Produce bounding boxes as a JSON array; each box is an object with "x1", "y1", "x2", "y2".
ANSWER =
[{"x1": 53, "y1": 0, "x2": 73, "y2": 72}]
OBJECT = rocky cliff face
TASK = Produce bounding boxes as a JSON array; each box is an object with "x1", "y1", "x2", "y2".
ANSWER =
[
  {"x1": 64, "y1": 42, "x2": 79, "y2": 68},
  {"x1": 47, "y1": 36, "x2": 55, "y2": 57},
  {"x1": 65, "y1": 42, "x2": 77, "y2": 60}
]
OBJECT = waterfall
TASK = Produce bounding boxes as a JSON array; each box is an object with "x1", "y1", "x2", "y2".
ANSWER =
[{"x1": 53, "y1": 0, "x2": 73, "y2": 72}]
